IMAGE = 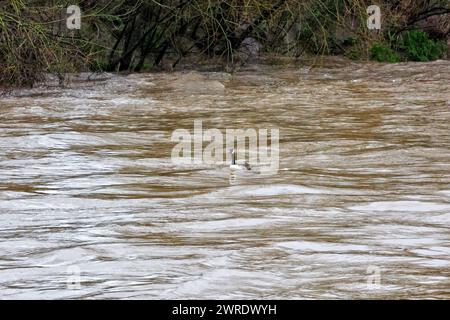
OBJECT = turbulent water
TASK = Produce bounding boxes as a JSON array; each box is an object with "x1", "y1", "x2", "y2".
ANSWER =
[{"x1": 0, "y1": 57, "x2": 449, "y2": 299}]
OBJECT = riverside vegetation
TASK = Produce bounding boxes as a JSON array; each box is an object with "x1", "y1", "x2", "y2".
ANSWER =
[{"x1": 0, "y1": 0, "x2": 449, "y2": 88}]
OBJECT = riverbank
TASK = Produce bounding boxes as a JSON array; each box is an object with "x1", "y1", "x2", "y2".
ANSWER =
[
  {"x1": 2, "y1": 53, "x2": 449, "y2": 97},
  {"x1": 1, "y1": 1, "x2": 448, "y2": 88}
]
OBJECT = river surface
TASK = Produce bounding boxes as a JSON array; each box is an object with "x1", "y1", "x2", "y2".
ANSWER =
[{"x1": 0, "y1": 57, "x2": 449, "y2": 299}]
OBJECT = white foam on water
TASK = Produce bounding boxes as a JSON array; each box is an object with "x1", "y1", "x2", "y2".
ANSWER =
[
  {"x1": 276, "y1": 240, "x2": 372, "y2": 252},
  {"x1": 350, "y1": 201, "x2": 450, "y2": 212},
  {"x1": 197, "y1": 184, "x2": 326, "y2": 200}
]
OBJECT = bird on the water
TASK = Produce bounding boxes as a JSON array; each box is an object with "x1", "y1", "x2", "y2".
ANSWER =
[{"x1": 229, "y1": 148, "x2": 251, "y2": 170}]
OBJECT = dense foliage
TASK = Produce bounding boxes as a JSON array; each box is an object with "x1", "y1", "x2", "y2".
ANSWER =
[
  {"x1": 399, "y1": 29, "x2": 447, "y2": 61},
  {"x1": 0, "y1": 0, "x2": 448, "y2": 87}
]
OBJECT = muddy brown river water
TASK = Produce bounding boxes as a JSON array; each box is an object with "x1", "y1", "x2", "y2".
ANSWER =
[{"x1": 0, "y1": 57, "x2": 449, "y2": 299}]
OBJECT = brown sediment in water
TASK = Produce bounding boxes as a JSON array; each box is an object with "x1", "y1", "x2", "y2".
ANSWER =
[{"x1": 0, "y1": 58, "x2": 449, "y2": 299}]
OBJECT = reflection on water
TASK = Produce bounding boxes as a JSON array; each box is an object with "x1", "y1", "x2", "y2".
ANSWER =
[{"x1": 0, "y1": 57, "x2": 449, "y2": 299}]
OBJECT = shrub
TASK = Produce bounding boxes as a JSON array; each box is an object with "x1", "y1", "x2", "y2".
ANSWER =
[
  {"x1": 399, "y1": 30, "x2": 446, "y2": 62},
  {"x1": 370, "y1": 43, "x2": 400, "y2": 63}
]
